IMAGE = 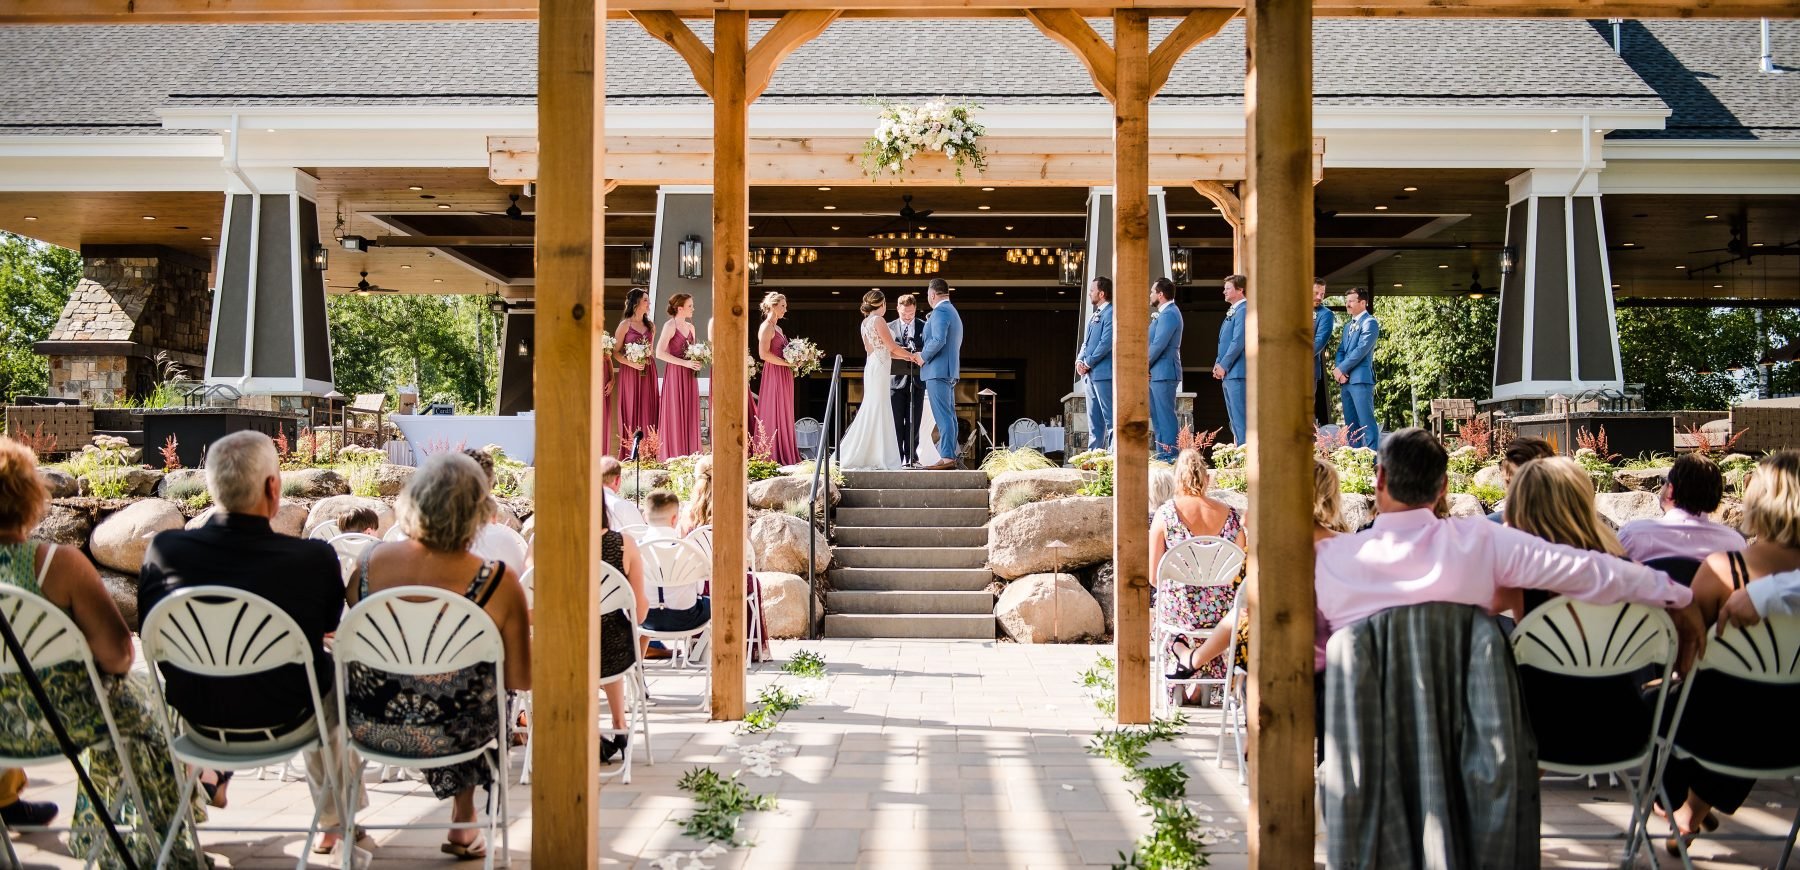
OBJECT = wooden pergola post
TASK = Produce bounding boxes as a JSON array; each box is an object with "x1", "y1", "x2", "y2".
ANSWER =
[
  {"x1": 710, "y1": 8, "x2": 750, "y2": 721},
  {"x1": 532, "y1": 0, "x2": 602, "y2": 865},
  {"x1": 1244, "y1": 0, "x2": 1317, "y2": 864}
]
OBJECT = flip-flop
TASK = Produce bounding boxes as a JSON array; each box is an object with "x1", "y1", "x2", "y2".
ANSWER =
[{"x1": 442, "y1": 834, "x2": 487, "y2": 861}]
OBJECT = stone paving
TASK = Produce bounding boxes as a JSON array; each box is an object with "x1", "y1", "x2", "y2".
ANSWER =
[{"x1": 4, "y1": 639, "x2": 1795, "y2": 868}]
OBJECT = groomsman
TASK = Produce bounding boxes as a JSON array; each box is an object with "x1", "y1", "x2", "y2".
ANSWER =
[
  {"x1": 1333, "y1": 286, "x2": 1381, "y2": 449},
  {"x1": 1148, "y1": 277, "x2": 1184, "y2": 461},
  {"x1": 1075, "y1": 276, "x2": 1114, "y2": 450},
  {"x1": 1312, "y1": 278, "x2": 1335, "y2": 426},
  {"x1": 889, "y1": 293, "x2": 927, "y2": 466},
  {"x1": 1212, "y1": 274, "x2": 1248, "y2": 444}
]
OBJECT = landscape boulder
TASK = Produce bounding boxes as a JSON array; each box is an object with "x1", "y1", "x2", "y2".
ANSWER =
[
  {"x1": 987, "y1": 496, "x2": 1113, "y2": 580},
  {"x1": 995, "y1": 573, "x2": 1105, "y2": 643},
  {"x1": 282, "y1": 468, "x2": 349, "y2": 498},
  {"x1": 1613, "y1": 466, "x2": 1670, "y2": 494},
  {"x1": 90, "y1": 499, "x2": 185, "y2": 573},
  {"x1": 755, "y1": 572, "x2": 815, "y2": 639},
  {"x1": 31, "y1": 504, "x2": 93, "y2": 547},
  {"x1": 618, "y1": 467, "x2": 670, "y2": 499},
  {"x1": 1208, "y1": 489, "x2": 1249, "y2": 514},
  {"x1": 361, "y1": 464, "x2": 415, "y2": 498},
  {"x1": 990, "y1": 468, "x2": 1088, "y2": 514},
  {"x1": 155, "y1": 468, "x2": 210, "y2": 500},
  {"x1": 37, "y1": 468, "x2": 79, "y2": 498},
  {"x1": 1339, "y1": 493, "x2": 1374, "y2": 532},
  {"x1": 1594, "y1": 492, "x2": 1662, "y2": 530},
  {"x1": 1087, "y1": 562, "x2": 1116, "y2": 636},
  {"x1": 85, "y1": 467, "x2": 163, "y2": 499},
  {"x1": 1719, "y1": 499, "x2": 1745, "y2": 533},
  {"x1": 1447, "y1": 493, "x2": 1487, "y2": 519},
  {"x1": 98, "y1": 569, "x2": 140, "y2": 630},
  {"x1": 304, "y1": 496, "x2": 396, "y2": 538},
  {"x1": 749, "y1": 513, "x2": 829, "y2": 576},
  {"x1": 747, "y1": 474, "x2": 838, "y2": 513},
  {"x1": 1472, "y1": 465, "x2": 1507, "y2": 491}
]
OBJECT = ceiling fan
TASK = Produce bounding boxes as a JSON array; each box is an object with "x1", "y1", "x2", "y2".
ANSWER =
[
  {"x1": 1689, "y1": 214, "x2": 1750, "y2": 259},
  {"x1": 480, "y1": 193, "x2": 531, "y2": 222},
  {"x1": 865, "y1": 194, "x2": 937, "y2": 233},
  {"x1": 332, "y1": 271, "x2": 396, "y2": 295}
]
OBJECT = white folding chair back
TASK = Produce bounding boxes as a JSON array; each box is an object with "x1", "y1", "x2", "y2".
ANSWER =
[
  {"x1": 1511, "y1": 600, "x2": 1678, "y2": 867},
  {"x1": 326, "y1": 533, "x2": 381, "y2": 583},
  {"x1": 518, "y1": 567, "x2": 535, "y2": 609},
  {"x1": 140, "y1": 586, "x2": 339, "y2": 868},
  {"x1": 637, "y1": 538, "x2": 714, "y2": 710},
  {"x1": 795, "y1": 417, "x2": 822, "y2": 452},
  {"x1": 1008, "y1": 418, "x2": 1043, "y2": 450},
  {"x1": 0, "y1": 584, "x2": 155, "y2": 870},
  {"x1": 307, "y1": 520, "x2": 342, "y2": 541},
  {"x1": 335, "y1": 586, "x2": 513, "y2": 868},
  {"x1": 1216, "y1": 581, "x2": 1250, "y2": 785},
  {"x1": 589, "y1": 562, "x2": 651, "y2": 784},
  {"x1": 617, "y1": 523, "x2": 651, "y2": 542},
  {"x1": 685, "y1": 524, "x2": 714, "y2": 564},
  {"x1": 1151, "y1": 536, "x2": 1246, "y2": 721}
]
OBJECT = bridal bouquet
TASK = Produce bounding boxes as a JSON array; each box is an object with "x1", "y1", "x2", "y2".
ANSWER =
[
  {"x1": 683, "y1": 340, "x2": 713, "y2": 368},
  {"x1": 862, "y1": 98, "x2": 988, "y2": 181},
  {"x1": 783, "y1": 337, "x2": 824, "y2": 377},
  {"x1": 600, "y1": 334, "x2": 617, "y2": 355},
  {"x1": 747, "y1": 353, "x2": 760, "y2": 379},
  {"x1": 622, "y1": 341, "x2": 651, "y2": 366}
]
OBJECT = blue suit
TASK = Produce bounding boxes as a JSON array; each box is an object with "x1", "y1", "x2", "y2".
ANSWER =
[
  {"x1": 1217, "y1": 300, "x2": 1247, "y2": 444},
  {"x1": 1336, "y1": 311, "x2": 1381, "y2": 449},
  {"x1": 1148, "y1": 303, "x2": 1183, "y2": 460},
  {"x1": 1313, "y1": 303, "x2": 1336, "y2": 425},
  {"x1": 921, "y1": 300, "x2": 964, "y2": 462},
  {"x1": 1079, "y1": 303, "x2": 1114, "y2": 449}
]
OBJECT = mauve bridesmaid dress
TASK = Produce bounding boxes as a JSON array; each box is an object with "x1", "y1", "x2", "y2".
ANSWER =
[
  {"x1": 754, "y1": 328, "x2": 801, "y2": 465},
  {"x1": 658, "y1": 327, "x2": 702, "y2": 458},
  {"x1": 618, "y1": 321, "x2": 660, "y2": 449}
]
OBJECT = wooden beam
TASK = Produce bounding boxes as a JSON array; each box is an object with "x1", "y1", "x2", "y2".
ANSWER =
[
  {"x1": 1024, "y1": 9, "x2": 1117, "y2": 103},
  {"x1": 709, "y1": 9, "x2": 749, "y2": 722},
  {"x1": 629, "y1": 9, "x2": 715, "y2": 99},
  {"x1": 531, "y1": 0, "x2": 600, "y2": 866},
  {"x1": 1150, "y1": 9, "x2": 1237, "y2": 95},
  {"x1": 1244, "y1": 0, "x2": 1317, "y2": 863},
  {"x1": 1191, "y1": 179, "x2": 1245, "y2": 274},
  {"x1": 746, "y1": 10, "x2": 841, "y2": 101},
  {"x1": 1112, "y1": 9, "x2": 1153, "y2": 727}
]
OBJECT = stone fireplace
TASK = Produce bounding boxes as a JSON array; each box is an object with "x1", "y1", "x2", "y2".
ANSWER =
[{"x1": 34, "y1": 246, "x2": 211, "y2": 404}]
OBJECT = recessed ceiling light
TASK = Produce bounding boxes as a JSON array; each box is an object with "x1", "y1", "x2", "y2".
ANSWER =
[
  {"x1": 1373, "y1": 205, "x2": 1388, "y2": 211},
  {"x1": 1753, "y1": 242, "x2": 1766, "y2": 248},
  {"x1": 1057, "y1": 290, "x2": 1066, "y2": 295},
  {"x1": 995, "y1": 291, "x2": 1005, "y2": 296},
  {"x1": 1392, "y1": 283, "x2": 1403, "y2": 288},
  {"x1": 200, "y1": 235, "x2": 212, "y2": 241},
  {"x1": 1612, "y1": 283, "x2": 1620, "y2": 289},
  {"x1": 981, "y1": 187, "x2": 995, "y2": 192},
  {"x1": 748, "y1": 225, "x2": 755, "y2": 230},
  {"x1": 142, "y1": 215, "x2": 157, "y2": 221},
  {"x1": 1676, "y1": 265, "x2": 1687, "y2": 269},
  {"x1": 1176, "y1": 225, "x2": 1187, "y2": 231},
  {"x1": 831, "y1": 290, "x2": 840, "y2": 295},
  {"x1": 1403, "y1": 186, "x2": 1418, "y2": 192},
  {"x1": 433, "y1": 278, "x2": 443, "y2": 283},
  {"x1": 1713, "y1": 284, "x2": 1724, "y2": 289},
  {"x1": 1550, "y1": 129, "x2": 1560, "y2": 133},
  {"x1": 830, "y1": 225, "x2": 840, "y2": 231},
  {"x1": 400, "y1": 264, "x2": 412, "y2": 270},
  {"x1": 22, "y1": 216, "x2": 35, "y2": 221},
  {"x1": 823, "y1": 205, "x2": 836, "y2": 210},
  {"x1": 1622, "y1": 242, "x2": 1636, "y2": 247},
  {"x1": 1705, "y1": 214, "x2": 1720, "y2": 219},
  {"x1": 408, "y1": 185, "x2": 423, "y2": 191},
  {"x1": 265, "y1": 128, "x2": 275, "y2": 133},
  {"x1": 1004, "y1": 226, "x2": 1014, "y2": 231},
  {"x1": 1437, "y1": 264, "x2": 1449, "y2": 269},
  {"x1": 818, "y1": 186, "x2": 831, "y2": 191},
  {"x1": 437, "y1": 204, "x2": 451, "y2": 209},
  {"x1": 978, "y1": 205, "x2": 991, "y2": 210}
]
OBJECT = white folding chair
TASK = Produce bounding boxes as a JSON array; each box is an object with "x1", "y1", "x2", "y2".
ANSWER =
[
  {"x1": 638, "y1": 538, "x2": 713, "y2": 710},
  {"x1": 1653, "y1": 614, "x2": 1800, "y2": 870},
  {"x1": 594, "y1": 562, "x2": 652, "y2": 785},
  {"x1": 1151, "y1": 537, "x2": 1245, "y2": 741},
  {"x1": 1007, "y1": 418, "x2": 1044, "y2": 450},
  {"x1": 1511, "y1": 599, "x2": 1678, "y2": 868},
  {"x1": 335, "y1": 587, "x2": 514, "y2": 869},
  {"x1": 616, "y1": 523, "x2": 651, "y2": 542},
  {"x1": 513, "y1": 568, "x2": 535, "y2": 785},
  {"x1": 0, "y1": 585, "x2": 155, "y2": 870},
  {"x1": 795, "y1": 417, "x2": 822, "y2": 455},
  {"x1": 140, "y1": 586, "x2": 344, "y2": 870},
  {"x1": 308, "y1": 521, "x2": 343, "y2": 541},
  {"x1": 326, "y1": 533, "x2": 381, "y2": 584},
  {"x1": 682, "y1": 524, "x2": 761, "y2": 654},
  {"x1": 1215, "y1": 582, "x2": 1250, "y2": 786}
]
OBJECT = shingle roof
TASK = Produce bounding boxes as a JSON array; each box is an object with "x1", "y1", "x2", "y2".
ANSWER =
[
  {"x1": 1606, "y1": 20, "x2": 1800, "y2": 141},
  {"x1": 0, "y1": 19, "x2": 1685, "y2": 136}
]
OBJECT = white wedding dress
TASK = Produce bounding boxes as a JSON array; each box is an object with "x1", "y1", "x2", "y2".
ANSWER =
[{"x1": 837, "y1": 314, "x2": 904, "y2": 470}]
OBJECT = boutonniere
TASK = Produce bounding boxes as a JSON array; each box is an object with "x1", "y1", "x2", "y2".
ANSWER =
[
  {"x1": 1090, "y1": 310, "x2": 1102, "y2": 323},
  {"x1": 1151, "y1": 310, "x2": 1162, "y2": 322}
]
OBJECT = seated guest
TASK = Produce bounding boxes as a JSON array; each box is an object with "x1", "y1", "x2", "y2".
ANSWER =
[
  {"x1": 1486, "y1": 435, "x2": 1556, "y2": 522},
  {"x1": 347, "y1": 453, "x2": 532, "y2": 859},
  {"x1": 1149, "y1": 448, "x2": 1246, "y2": 702},
  {"x1": 338, "y1": 507, "x2": 380, "y2": 537},
  {"x1": 1618, "y1": 453, "x2": 1745, "y2": 564},
  {"x1": 678, "y1": 457, "x2": 713, "y2": 536},
  {"x1": 1315, "y1": 428, "x2": 1701, "y2": 675},
  {"x1": 641, "y1": 489, "x2": 683, "y2": 542},
  {"x1": 1149, "y1": 465, "x2": 1178, "y2": 521},
  {"x1": 139, "y1": 430, "x2": 368, "y2": 860},
  {"x1": 598, "y1": 494, "x2": 650, "y2": 763},
  {"x1": 600, "y1": 455, "x2": 646, "y2": 528},
  {"x1": 462, "y1": 448, "x2": 530, "y2": 568},
  {"x1": 1497, "y1": 456, "x2": 1624, "y2": 618},
  {"x1": 0, "y1": 437, "x2": 196, "y2": 866},
  {"x1": 638, "y1": 489, "x2": 712, "y2": 637},
  {"x1": 0, "y1": 769, "x2": 56, "y2": 828},
  {"x1": 1657, "y1": 450, "x2": 1800, "y2": 849},
  {"x1": 1719, "y1": 566, "x2": 1800, "y2": 626}
]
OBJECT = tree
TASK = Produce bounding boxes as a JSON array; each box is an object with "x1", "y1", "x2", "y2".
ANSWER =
[
  {"x1": 0, "y1": 232, "x2": 80, "y2": 402},
  {"x1": 1370, "y1": 295, "x2": 1500, "y2": 431},
  {"x1": 1611, "y1": 306, "x2": 1800, "y2": 410},
  {"x1": 327, "y1": 293, "x2": 501, "y2": 413}
]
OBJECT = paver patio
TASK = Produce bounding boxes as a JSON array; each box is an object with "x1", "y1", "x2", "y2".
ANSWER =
[{"x1": 4, "y1": 639, "x2": 1793, "y2": 868}]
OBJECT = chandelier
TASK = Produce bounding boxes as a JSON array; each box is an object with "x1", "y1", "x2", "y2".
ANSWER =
[
  {"x1": 767, "y1": 246, "x2": 819, "y2": 266},
  {"x1": 871, "y1": 231, "x2": 953, "y2": 275},
  {"x1": 1006, "y1": 247, "x2": 1056, "y2": 266}
]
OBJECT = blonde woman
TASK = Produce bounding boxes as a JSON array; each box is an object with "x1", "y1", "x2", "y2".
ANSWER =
[
  {"x1": 679, "y1": 455, "x2": 715, "y2": 536},
  {"x1": 753, "y1": 292, "x2": 800, "y2": 465},
  {"x1": 1149, "y1": 449, "x2": 1247, "y2": 700},
  {"x1": 1657, "y1": 451, "x2": 1800, "y2": 849},
  {"x1": 1498, "y1": 456, "x2": 1623, "y2": 618},
  {"x1": 838, "y1": 289, "x2": 922, "y2": 470}
]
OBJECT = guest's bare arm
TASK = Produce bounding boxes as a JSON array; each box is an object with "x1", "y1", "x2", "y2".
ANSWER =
[{"x1": 496, "y1": 566, "x2": 532, "y2": 692}]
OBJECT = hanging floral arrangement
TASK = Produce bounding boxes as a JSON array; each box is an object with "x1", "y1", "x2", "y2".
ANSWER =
[{"x1": 861, "y1": 98, "x2": 989, "y2": 182}]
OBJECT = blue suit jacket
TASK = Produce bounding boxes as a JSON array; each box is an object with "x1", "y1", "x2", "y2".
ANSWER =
[
  {"x1": 1079, "y1": 303, "x2": 1113, "y2": 381},
  {"x1": 1217, "y1": 301, "x2": 1246, "y2": 380},
  {"x1": 1335, "y1": 312, "x2": 1380, "y2": 385},
  {"x1": 921, "y1": 301, "x2": 963, "y2": 382},
  {"x1": 1313, "y1": 304, "x2": 1336, "y2": 380},
  {"x1": 1149, "y1": 304, "x2": 1183, "y2": 382}
]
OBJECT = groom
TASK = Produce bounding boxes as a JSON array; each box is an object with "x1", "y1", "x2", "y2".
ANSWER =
[{"x1": 920, "y1": 278, "x2": 964, "y2": 470}]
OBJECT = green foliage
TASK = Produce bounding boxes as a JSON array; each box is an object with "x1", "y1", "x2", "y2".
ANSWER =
[
  {"x1": 1069, "y1": 448, "x2": 1111, "y2": 470},
  {"x1": 1370, "y1": 295, "x2": 1499, "y2": 434},
  {"x1": 781, "y1": 650, "x2": 827, "y2": 679},
  {"x1": 979, "y1": 447, "x2": 1056, "y2": 479},
  {"x1": 747, "y1": 456, "x2": 782, "y2": 483},
  {"x1": 1332, "y1": 446, "x2": 1376, "y2": 495},
  {"x1": 664, "y1": 455, "x2": 702, "y2": 502},
  {"x1": 789, "y1": 459, "x2": 846, "y2": 488},
  {"x1": 1087, "y1": 715, "x2": 1187, "y2": 770},
  {"x1": 164, "y1": 476, "x2": 209, "y2": 504},
  {"x1": 349, "y1": 467, "x2": 382, "y2": 498},
  {"x1": 180, "y1": 490, "x2": 214, "y2": 511},
  {"x1": 1079, "y1": 654, "x2": 1118, "y2": 717},
  {"x1": 1468, "y1": 483, "x2": 1506, "y2": 508},
  {"x1": 1113, "y1": 799, "x2": 1211, "y2": 870},
  {"x1": 739, "y1": 685, "x2": 807, "y2": 734},
  {"x1": 1572, "y1": 449, "x2": 1616, "y2": 493},
  {"x1": 281, "y1": 477, "x2": 311, "y2": 498},
  {"x1": 1131, "y1": 763, "x2": 1190, "y2": 803},
  {"x1": 1445, "y1": 446, "x2": 1485, "y2": 479},
  {"x1": 1079, "y1": 458, "x2": 1114, "y2": 497},
  {"x1": 675, "y1": 767, "x2": 778, "y2": 846},
  {"x1": 0, "y1": 233, "x2": 79, "y2": 402},
  {"x1": 1621, "y1": 453, "x2": 1674, "y2": 471},
  {"x1": 327, "y1": 294, "x2": 502, "y2": 414},
  {"x1": 994, "y1": 486, "x2": 1052, "y2": 516},
  {"x1": 85, "y1": 468, "x2": 133, "y2": 500}
]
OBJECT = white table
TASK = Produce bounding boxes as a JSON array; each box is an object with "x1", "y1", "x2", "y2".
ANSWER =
[
  {"x1": 1039, "y1": 427, "x2": 1066, "y2": 453},
  {"x1": 391, "y1": 415, "x2": 537, "y2": 464}
]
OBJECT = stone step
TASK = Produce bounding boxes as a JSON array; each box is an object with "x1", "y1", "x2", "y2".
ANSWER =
[
  {"x1": 838, "y1": 487, "x2": 989, "y2": 509},
  {"x1": 835, "y1": 507, "x2": 989, "y2": 528},
  {"x1": 822, "y1": 613, "x2": 996, "y2": 639},
  {"x1": 829, "y1": 567, "x2": 994, "y2": 592},
  {"x1": 828, "y1": 590, "x2": 994, "y2": 615},
  {"x1": 833, "y1": 546, "x2": 989, "y2": 569},
  {"x1": 842, "y1": 469, "x2": 990, "y2": 490},
  {"x1": 833, "y1": 526, "x2": 989, "y2": 548}
]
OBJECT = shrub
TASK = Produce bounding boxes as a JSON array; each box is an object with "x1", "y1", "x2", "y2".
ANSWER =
[
  {"x1": 13, "y1": 424, "x2": 57, "y2": 460},
  {"x1": 665, "y1": 454, "x2": 701, "y2": 502},
  {"x1": 349, "y1": 466, "x2": 381, "y2": 498},
  {"x1": 979, "y1": 447, "x2": 1055, "y2": 480},
  {"x1": 1468, "y1": 482, "x2": 1505, "y2": 509},
  {"x1": 789, "y1": 459, "x2": 846, "y2": 488},
  {"x1": 281, "y1": 476, "x2": 310, "y2": 498},
  {"x1": 1069, "y1": 448, "x2": 1111, "y2": 471},
  {"x1": 181, "y1": 490, "x2": 213, "y2": 511},
  {"x1": 1331, "y1": 446, "x2": 1376, "y2": 495},
  {"x1": 1078, "y1": 458, "x2": 1114, "y2": 497},
  {"x1": 993, "y1": 487, "x2": 1051, "y2": 516},
  {"x1": 1445, "y1": 445, "x2": 1484, "y2": 479}
]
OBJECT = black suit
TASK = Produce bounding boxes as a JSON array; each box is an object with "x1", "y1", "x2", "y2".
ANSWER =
[
  {"x1": 889, "y1": 316, "x2": 927, "y2": 464},
  {"x1": 138, "y1": 512, "x2": 345, "y2": 731}
]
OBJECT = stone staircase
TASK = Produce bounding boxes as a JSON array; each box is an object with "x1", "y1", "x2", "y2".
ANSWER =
[{"x1": 824, "y1": 469, "x2": 996, "y2": 639}]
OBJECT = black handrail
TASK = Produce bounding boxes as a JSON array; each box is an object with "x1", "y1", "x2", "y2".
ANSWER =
[{"x1": 806, "y1": 354, "x2": 845, "y2": 639}]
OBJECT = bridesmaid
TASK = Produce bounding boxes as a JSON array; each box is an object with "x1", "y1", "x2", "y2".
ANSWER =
[
  {"x1": 613, "y1": 287, "x2": 659, "y2": 453},
  {"x1": 707, "y1": 316, "x2": 759, "y2": 450},
  {"x1": 753, "y1": 292, "x2": 801, "y2": 465},
  {"x1": 656, "y1": 294, "x2": 702, "y2": 458}
]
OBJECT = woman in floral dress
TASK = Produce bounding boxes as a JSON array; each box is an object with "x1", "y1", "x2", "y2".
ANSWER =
[{"x1": 1149, "y1": 449, "x2": 1248, "y2": 704}]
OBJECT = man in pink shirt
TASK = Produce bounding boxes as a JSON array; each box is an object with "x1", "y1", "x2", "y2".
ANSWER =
[
  {"x1": 1618, "y1": 453, "x2": 1746, "y2": 564},
  {"x1": 1315, "y1": 428, "x2": 1705, "y2": 669}
]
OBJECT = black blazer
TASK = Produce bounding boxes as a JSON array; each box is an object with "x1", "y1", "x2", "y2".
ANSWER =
[
  {"x1": 138, "y1": 512, "x2": 345, "y2": 730},
  {"x1": 889, "y1": 316, "x2": 925, "y2": 390}
]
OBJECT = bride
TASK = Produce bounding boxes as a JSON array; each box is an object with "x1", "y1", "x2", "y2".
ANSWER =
[{"x1": 838, "y1": 289, "x2": 923, "y2": 470}]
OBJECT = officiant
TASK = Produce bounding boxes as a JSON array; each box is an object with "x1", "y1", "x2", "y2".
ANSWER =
[{"x1": 889, "y1": 293, "x2": 928, "y2": 466}]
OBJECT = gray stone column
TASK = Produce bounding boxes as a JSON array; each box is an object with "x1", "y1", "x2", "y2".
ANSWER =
[
  {"x1": 1492, "y1": 169, "x2": 1624, "y2": 401},
  {"x1": 35, "y1": 246, "x2": 212, "y2": 403},
  {"x1": 204, "y1": 168, "x2": 334, "y2": 397}
]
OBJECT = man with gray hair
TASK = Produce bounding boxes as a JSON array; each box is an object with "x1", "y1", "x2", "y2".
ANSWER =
[{"x1": 139, "y1": 430, "x2": 368, "y2": 858}]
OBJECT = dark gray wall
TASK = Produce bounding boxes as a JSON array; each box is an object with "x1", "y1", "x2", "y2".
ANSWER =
[
  {"x1": 210, "y1": 194, "x2": 255, "y2": 379},
  {"x1": 252, "y1": 194, "x2": 296, "y2": 377},
  {"x1": 1572, "y1": 197, "x2": 1616, "y2": 382},
  {"x1": 1531, "y1": 198, "x2": 1571, "y2": 382},
  {"x1": 297, "y1": 196, "x2": 332, "y2": 383},
  {"x1": 652, "y1": 190, "x2": 717, "y2": 331},
  {"x1": 1495, "y1": 203, "x2": 1529, "y2": 386},
  {"x1": 499, "y1": 311, "x2": 534, "y2": 415}
]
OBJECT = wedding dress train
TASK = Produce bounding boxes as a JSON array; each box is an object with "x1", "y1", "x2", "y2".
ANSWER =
[{"x1": 837, "y1": 314, "x2": 904, "y2": 470}]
